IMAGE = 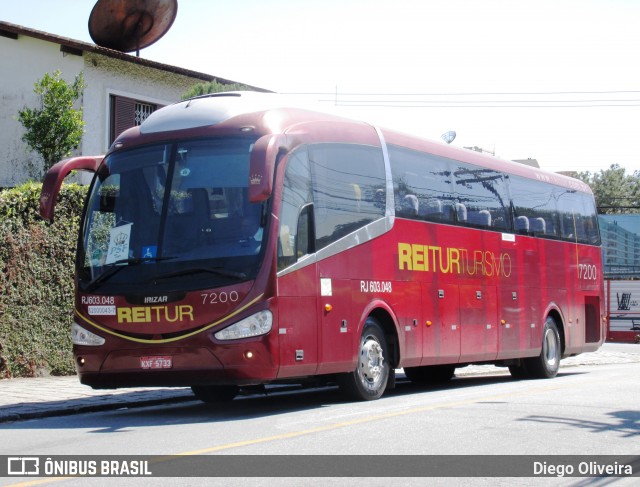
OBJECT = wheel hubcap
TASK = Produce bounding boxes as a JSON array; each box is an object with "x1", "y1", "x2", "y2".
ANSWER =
[
  {"x1": 359, "y1": 336, "x2": 384, "y2": 386},
  {"x1": 543, "y1": 328, "x2": 558, "y2": 367}
]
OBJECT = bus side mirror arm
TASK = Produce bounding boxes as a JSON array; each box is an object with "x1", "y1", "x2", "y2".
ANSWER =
[
  {"x1": 249, "y1": 134, "x2": 287, "y2": 203},
  {"x1": 39, "y1": 155, "x2": 103, "y2": 222}
]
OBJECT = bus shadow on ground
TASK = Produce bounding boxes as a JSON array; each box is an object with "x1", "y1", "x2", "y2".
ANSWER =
[{"x1": 0, "y1": 369, "x2": 586, "y2": 432}]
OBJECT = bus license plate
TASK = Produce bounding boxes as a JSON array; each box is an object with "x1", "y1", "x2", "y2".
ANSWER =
[{"x1": 140, "y1": 356, "x2": 172, "y2": 369}]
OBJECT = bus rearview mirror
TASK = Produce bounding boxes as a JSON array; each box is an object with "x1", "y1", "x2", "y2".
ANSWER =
[
  {"x1": 249, "y1": 134, "x2": 287, "y2": 203},
  {"x1": 39, "y1": 155, "x2": 103, "y2": 222}
]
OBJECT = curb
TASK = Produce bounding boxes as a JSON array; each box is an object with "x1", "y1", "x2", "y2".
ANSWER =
[{"x1": 0, "y1": 391, "x2": 194, "y2": 424}]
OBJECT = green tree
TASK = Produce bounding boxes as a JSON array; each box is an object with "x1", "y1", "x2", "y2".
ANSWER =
[
  {"x1": 17, "y1": 70, "x2": 86, "y2": 180},
  {"x1": 574, "y1": 164, "x2": 640, "y2": 214},
  {"x1": 181, "y1": 79, "x2": 254, "y2": 100}
]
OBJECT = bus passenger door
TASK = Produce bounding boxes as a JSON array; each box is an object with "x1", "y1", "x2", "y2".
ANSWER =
[
  {"x1": 422, "y1": 283, "x2": 460, "y2": 366},
  {"x1": 316, "y1": 274, "x2": 355, "y2": 375},
  {"x1": 276, "y1": 264, "x2": 319, "y2": 378},
  {"x1": 275, "y1": 148, "x2": 319, "y2": 378}
]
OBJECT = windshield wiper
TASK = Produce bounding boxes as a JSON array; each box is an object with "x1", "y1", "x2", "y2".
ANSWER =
[
  {"x1": 84, "y1": 256, "x2": 176, "y2": 292},
  {"x1": 153, "y1": 266, "x2": 247, "y2": 282}
]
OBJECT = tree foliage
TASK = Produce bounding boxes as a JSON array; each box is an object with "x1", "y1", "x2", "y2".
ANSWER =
[
  {"x1": 573, "y1": 164, "x2": 640, "y2": 214},
  {"x1": 181, "y1": 79, "x2": 255, "y2": 100},
  {"x1": 17, "y1": 70, "x2": 86, "y2": 179}
]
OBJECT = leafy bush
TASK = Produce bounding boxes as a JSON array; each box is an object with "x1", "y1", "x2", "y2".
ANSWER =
[
  {"x1": 0, "y1": 182, "x2": 87, "y2": 377},
  {"x1": 17, "y1": 70, "x2": 86, "y2": 180}
]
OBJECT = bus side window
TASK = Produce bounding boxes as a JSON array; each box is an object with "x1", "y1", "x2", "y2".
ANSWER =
[
  {"x1": 279, "y1": 225, "x2": 293, "y2": 256},
  {"x1": 452, "y1": 163, "x2": 509, "y2": 231},
  {"x1": 388, "y1": 145, "x2": 454, "y2": 224},
  {"x1": 278, "y1": 147, "x2": 313, "y2": 271},
  {"x1": 556, "y1": 189, "x2": 600, "y2": 243},
  {"x1": 310, "y1": 143, "x2": 386, "y2": 249},
  {"x1": 510, "y1": 175, "x2": 560, "y2": 238},
  {"x1": 296, "y1": 204, "x2": 315, "y2": 259},
  {"x1": 580, "y1": 195, "x2": 601, "y2": 245}
]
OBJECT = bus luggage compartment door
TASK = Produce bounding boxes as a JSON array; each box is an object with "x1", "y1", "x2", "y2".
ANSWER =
[{"x1": 422, "y1": 283, "x2": 461, "y2": 366}]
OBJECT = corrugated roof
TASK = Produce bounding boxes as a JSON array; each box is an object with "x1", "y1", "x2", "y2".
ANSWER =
[{"x1": 0, "y1": 20, "x2": 270, "y2": 92}]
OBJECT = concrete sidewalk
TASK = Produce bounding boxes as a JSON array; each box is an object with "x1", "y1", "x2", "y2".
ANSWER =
[
  {"x1": 1, "y1": 343, "x2": 639, "y2": 423},
  {"x1": 0, "y1": 377, "x2": 193, "y2": 423}
]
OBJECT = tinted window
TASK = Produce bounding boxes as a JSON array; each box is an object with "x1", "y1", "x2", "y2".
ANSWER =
[
  {"x1": 278, "y1": 147, "x2": 313, "y2": 270},
  {"x1": 509, "y1": 176, "x2": 600, "y2": 244},
  {"x1": 452, "y1": 162, "x2": 510, "y2": 230},
  {"x1": 509, "y1": 176, "x2": 561, "y2": 237},
  {"x1": 389, "y1": 145, "x2": 455, "y2": 222},
  {"x1": 309, "y1": 144, "x2": 386, "y2": 249},
  {"x1": 556, "y1": 189, "x2": 601, "y2": 244}
]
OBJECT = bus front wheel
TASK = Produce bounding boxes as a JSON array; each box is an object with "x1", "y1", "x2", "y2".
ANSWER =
[{"x1": 338, "y1": 318, "x2": 390, "y2": 401}]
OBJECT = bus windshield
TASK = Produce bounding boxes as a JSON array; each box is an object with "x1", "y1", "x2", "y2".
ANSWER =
[{"x1": 78, "y1": 137, "x2": 265, "y2": 293}]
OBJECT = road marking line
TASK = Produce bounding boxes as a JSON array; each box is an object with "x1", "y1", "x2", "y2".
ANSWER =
[{"x1": 177, "y1": 382, "x2": 570, "y2": 455}]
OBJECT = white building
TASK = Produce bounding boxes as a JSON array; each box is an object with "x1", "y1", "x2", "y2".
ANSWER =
[{"x1": 0, "y1": 20, "x2": 264, "y2": 187}]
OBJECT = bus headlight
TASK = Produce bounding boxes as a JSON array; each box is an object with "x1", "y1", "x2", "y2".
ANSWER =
[
  {"x1": 71, "y1": 322, "x2": 105, "y2": 346},
  {"x1": 214, "y1": 310, "x2": 273, "y2": 341}
]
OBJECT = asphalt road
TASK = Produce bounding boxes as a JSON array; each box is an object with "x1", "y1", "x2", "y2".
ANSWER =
[{"x1": 0, "y1": 359, "x2": 638, "y2": 486}]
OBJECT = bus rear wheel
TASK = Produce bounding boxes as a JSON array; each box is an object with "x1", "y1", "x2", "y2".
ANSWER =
[
  {"x1": 523, "y1": 316, "x2": 561, "y2": 379},
  {"x1": 338, "y1": 318, "x2": 390, "y2": 401},
  {"x1": 191, "y1": 385, "x2": 239, "y2": 403}
]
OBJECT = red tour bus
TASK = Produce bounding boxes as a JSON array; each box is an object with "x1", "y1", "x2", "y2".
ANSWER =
[{"x1": 40, "y1": 92, "x2": 605, "y2": 402}]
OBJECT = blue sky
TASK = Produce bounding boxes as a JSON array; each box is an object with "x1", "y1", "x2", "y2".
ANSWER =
[{"x1": 3, "y1": 0, "x2": 640, "y2": 174}]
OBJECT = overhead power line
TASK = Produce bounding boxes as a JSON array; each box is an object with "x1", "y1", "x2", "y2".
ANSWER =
[
  {"x1": 323, "y1": 102, "x2": 640, "y2": 108},
  {"x1": 284, "y1": 90, "x2": 640, "y2": 96},
  {"x1": 283, "y1": 90, "x2": 640, "y2": 108}
]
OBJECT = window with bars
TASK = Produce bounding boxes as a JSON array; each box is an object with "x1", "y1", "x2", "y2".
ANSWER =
[
  {"x1": 110, "y1": 95, "x2": 163, "y2": 145},
  {"x1": 134, "y1": 102, "x2": 155, "y2": 125}
]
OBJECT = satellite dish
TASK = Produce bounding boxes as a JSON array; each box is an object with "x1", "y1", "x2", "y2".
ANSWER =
[
  {"x1": 89, "y1": 0, "x2": 178, "y2": 55},
  {"x1": 441, "y1": 131, "x2": 456, "y2": 144}
]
